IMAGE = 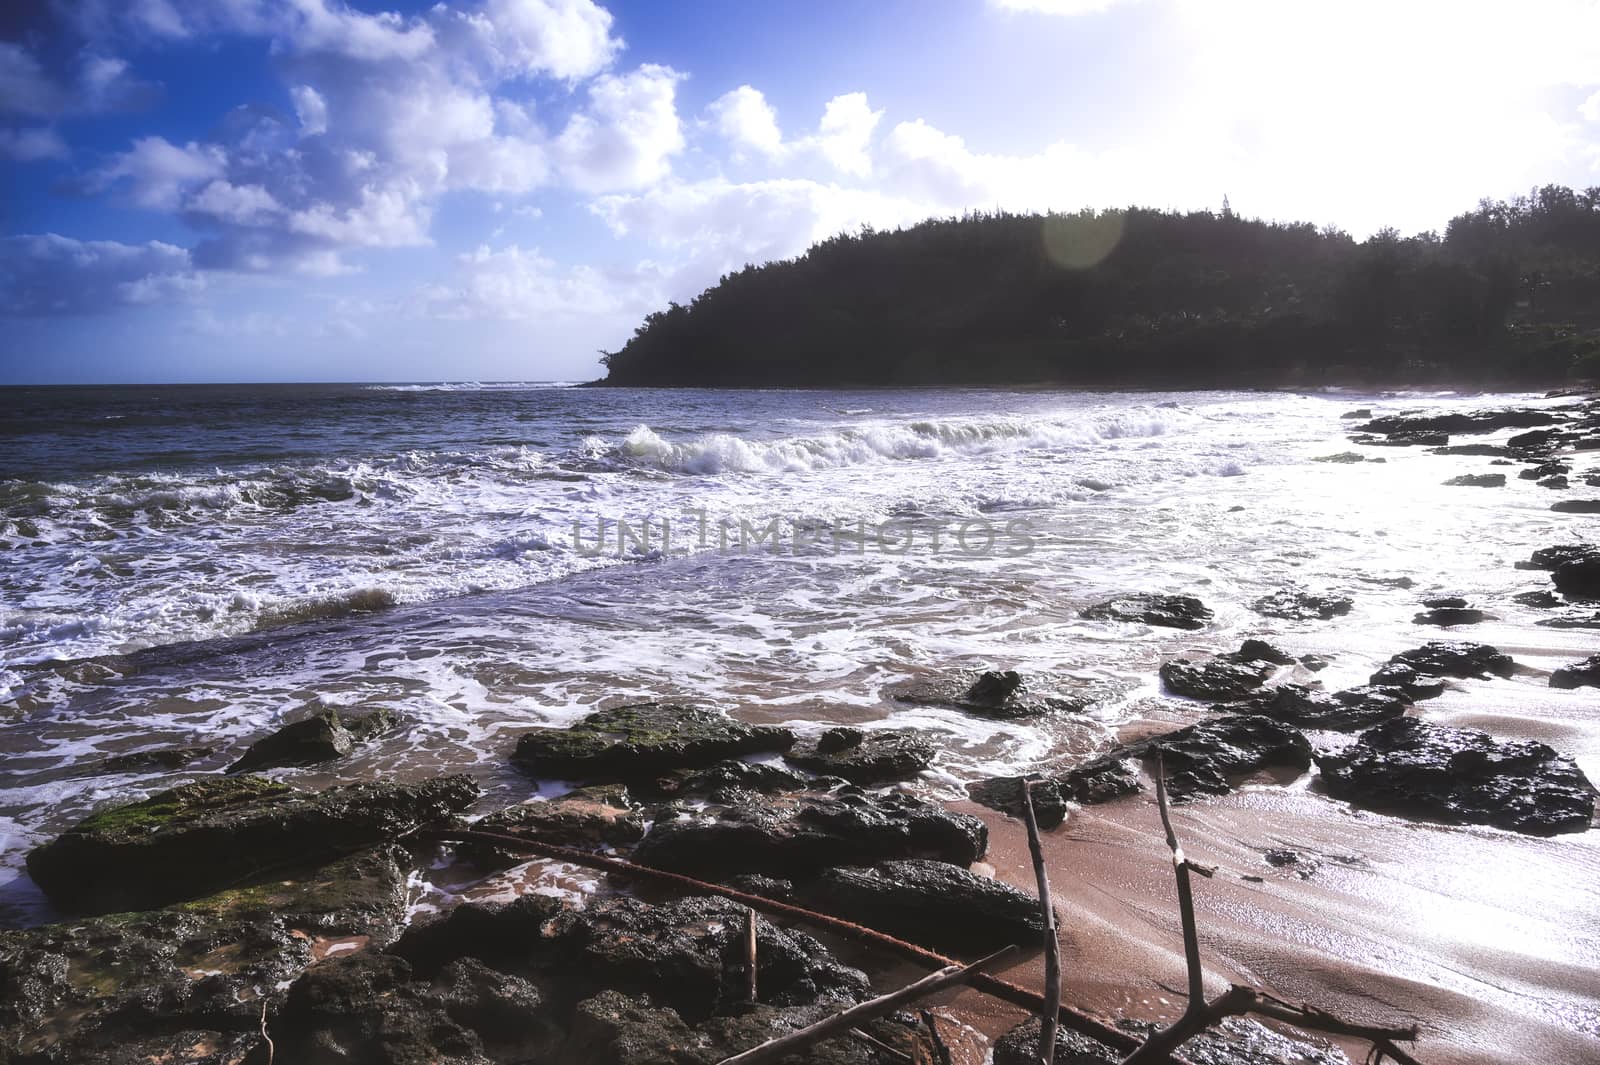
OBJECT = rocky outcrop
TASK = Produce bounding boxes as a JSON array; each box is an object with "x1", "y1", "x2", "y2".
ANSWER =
[
  {"x1": 0, "y1": 846, "x2": 412, "y2": 1064},
  {"x1": 26, "y1": 774, "x2": 478, "y2": 914},
  {"x1": 1357, "y1": 409, "x2": 1559, "y2": 435},
  {"x1": 1551, "y1": 499, "x2": 1600, "y2": 513},
  {"x1": 1160, "y1": 640, "x2": 1293, "y2": 701},
  {"x1": 512, "y1": 703, "x2": 795, "y2": 781},
  {"x1": 784, "y1": 727, "x2": 935, "y2": 783},
  {"x1": 1551, "y1": 653, "x2": 1600, "y2": 690},
  {"x1": 1317, "y1": 717, "x2": 1596, "y2": 835},
  {"x1": 1380, "y1": 641, "x2": 1515, "y2": 680},
  {"x1": 1081, "y1": 593, "x2": 1213, "y2": 630},
  {"x1": 890, "y1": 668, "x2": 1093, "y2": 718},
  {"x1": 226, "y1": 704, "x2": 395, "y2": 774},
  {"x1": 473, "y1": 783, "x2": 648, "y2": 858},
  {"x1": 1221, "y1": 683, "x2": 1408, "y2": 731},
  {"x1": 805, "y1": 859, "x2": 1046, "y2": 954},
  {"x1": 1443, "y1": 473, "x2": 1505, "y2": 487},
  {"x1": 969, "y1": 715, "x2": 1313, "y2": 826},
  {"x1": 629, "y1": 791, "x2": 986, "y2": 877},
  {"x1": 1554, "y1": 556, "x2": 1600, "y2": 598},
  {"x1": 1250, "y1": 590, "x2": 1353, "y2": 621}
]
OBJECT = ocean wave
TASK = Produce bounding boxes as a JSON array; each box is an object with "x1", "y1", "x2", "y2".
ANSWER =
[
  {"x1": 607, "y1": 409, "x2": 1188, "y2": 476},
  {"x1": 252, "y1": 587, "x2": 399, "y2": 631},
  {"x1": 363, "y1": 381, "x2": 578, "y2": 392}
]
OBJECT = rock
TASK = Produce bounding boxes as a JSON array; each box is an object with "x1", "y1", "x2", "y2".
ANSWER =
[
  {"x1": 1340, "y1": 408, "x2": 1373, "y2": 419},
  {"x1": 511, "y1": 703, "x2": 794, "y2": 781},
  {"x1": 1357, "y1": 409, "x2": 1559, "y2": 435},
  {"x1": 643, "y1": 759, "x2": 816, "y2": 800},
  {"x1": 473, "y1": 783, "x2": 647, "y2": 858},
  {"x1": 1413, "y1": 606, "x2": 1488, "y2": 626},
  {"x1": 1525, "y1": 543, "x2": 1596, "y2": 570},
  {"x1": 1250, "y1": 590, "x2": 1353, "y2": 621},
  {"x1": 1317, "y1": 717, "x2": 1596, "y2": 835},
  {"x1": 226, "y1": 704, "x2": 395, "y2": 774},
  {"x1": 1551, "y1": 654, "x2": 1600, "y2": 690},
  {"x1": 1432, "y1": 443, "x2": 1509, "y2": 456},
  {"x1": 1422, "y1": 596, "x2": 1469, "y2": 608},
  {"x1": 567, "y1": 990, "x2": 875, "y2": 1065},
  {"x1": 1537, "y1": 611, "x2": 1600, "y2": 629},
  {"x1": 784, "y1": 727, "x2": 935, "y2": 783},
  {"x1": 1366, "y1": 663, "x2": 1446, "y2": 700},
  {"x1": 1540, "y1": 475, "x2": 1571, "y2": 489},
  {"x1": 1081, "y1": 593, "x2": 1212, "y2": 630},
  {"x1": 994, "y1": 1017, "x2": 1118, "y2": 1065},
  {"x1": 804, "y1": 859, "x2": 1046, "y2": 954},
  {"x1": 93, "y1": 744, "x2": 214, "y2": 774},
  {"x1": 26, "y1": 774, "x2": 478, "y2": 914},
  {"x1": 1160, "y1": 640, "x2": 1292, "y2": 701},
  {"x1": 1383, "y1": 641, "x2": 1514, "y2": 680},
  {"x1": 1221, "y1": 684, "x2": 1408, "y2": 731},
  {"x1": 1508, "y1": 427, "x2": 1563, "y2": 450},
  {"x1": 1512, "y1": 590, "x2": 1562, "y2": 608},
  {"x1": 1554, "y1": 556, "x2": 1600, "y2": 598},
  {"x1": 1298, "y1": 653, "x2": 1332, "y2": 671},
  {"x1": 1443, "y1": 473, "x2": 1505, "y2": 487},
  {"x1": 970, "y1": 716, "x2": 1313, "y2": 825},
  {"x1": 1120, "y1": 1015, "x2": 1350, "y2": 1065},
  {"x1": 630, "y1": 791, "x2": 987, "y2": 877},
  {"x1": 890, "y1": 668, "x2": 1092, "y2": 719},
  {"x1": 1311, "y1": 451, "x2": 1368, "y2": 463},
  {"x1": 1264, "y1": 848, "x2": 1300, "y2": 867},
  {"x1": 0, "y1": 846, "x2": 412, "y2": 1064},
  {"x1": 1354, "y1": 430, "x2": 1449, "y2": 446},
  {"x1": 1552, "y1": 499, "x2": 1600, "y2": 513}
]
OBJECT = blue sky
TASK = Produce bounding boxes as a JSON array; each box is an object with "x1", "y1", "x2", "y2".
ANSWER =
[{"x1": 3, "y1": 0, "x2": 1599, "y2": 384}]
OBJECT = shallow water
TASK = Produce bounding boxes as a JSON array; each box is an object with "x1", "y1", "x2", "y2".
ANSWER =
[{"x1": 1, "y1": 382, "x2": 1598, "y2": 1059}]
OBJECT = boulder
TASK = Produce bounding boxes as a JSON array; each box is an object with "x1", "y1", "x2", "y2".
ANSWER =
[
  {"x1": 1250, "y1": 590, "x2": 1353, "y2": 621},
  {"x1": 891, "y1": 668, "x2": 1092, "y2": 719},
  {"x1": 91, "y1": 744, "x2": 215, "y2": 775},
  {"x1": 1552, "y1": 499, "x2": 1600, "y2": 513},
  {"x1": 805, "y1": 859, "x2": 1046, "y2": 954},
  {"x1": 472, "y1": 783, "x2": 647, "y2": 860},
  {"x1": 567, "y1": 990, "x2": 875, "y2": 1065},
  {"x1": 1524, "y1": 543, "x2": 1596, "y2": 570},
  {"x1": 784, "y1": 727, "x2": 935, "y2": 783},
  {"x1": 1366, "y1": 663, "x2": 1446, "y2": 700},
  {"x1": 512, "y1": 703, "x2": 794, "y2": 781},
  {"x1": 1443, "y1": 473, "x2": 1505, "y2": 487},
  {"x1": 1221, "y1": 684, "x2": 1408, "y2": 731},
  {"x1": 1160, "y1": 640, "x2": 1292, "y2": 701},
  {"x1": 1554, "y1": 556, "x2": 1600, "y2": 598},
  {"x1": 226, "y1": 704, "x2": 395, "y2": 774},
  {"x1": 1536, "y1": 611, "x2": 1600, "y2": 629},
  {"x1": 1357, "y1": 409, "x2": 1559, "y2": 435},
  {"x1": 1551, "y1": 653, "x2": 1600, "y2": 690},
  {"x1": 969, "y1": 715, "x2": 1313, "y2": 826},
  {"x1": 1512, "y1": 590, "x2": 1562, "y2": 608},
  {"x1": 642, "y1": 759, "x2": 817, "y2": 800},
  {"x1": 1412, "y1": 607, "x2": 1488, "y2": 626},
  {"x1": 26, "y1": 774, "x2": 478, "y2": 915},
  {"x1": 1081, "y1": 593, "x2": 1213, "y2": 630},
  {"x1": 1433, "y1": 444, "x2": 1509, "y2": 456},
  {"x1": 0, "y1": 846, "x2": 412, "y2": 1064},
  {"x1": 1382, "y1": 641, "x2": 1514, "y2": 680},
  {"x1": 1539, "y1": 475, "x2": 1570, "y2": 489},
  {"x1": 1319, "y1": 718, "x2": 1597, "y2": 834},
  {"x1": 630, "y1": 791, "x2": 986, "y2": 877}
]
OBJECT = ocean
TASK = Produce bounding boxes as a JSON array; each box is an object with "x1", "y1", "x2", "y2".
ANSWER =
[{"x1": 2, "y1": 382, "x2": 1598, "y2": 1059}]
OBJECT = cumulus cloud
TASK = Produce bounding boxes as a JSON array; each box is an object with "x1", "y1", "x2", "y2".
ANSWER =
[
  {"x1": 0, "y1": 234, "x2": 202, "y2": 315},
  {"x1": 421, "y1": 243, "x2": 646, "y2": 319},
  {"x1": 707, "y1": 85, "x2": 783, "y2": 157},
  {"x1": 290, "y1": 84, "x2": 328, "y2": 135},
  {"x1": 95, "y1": 137, "x2": 228, "y2": 210},
  {"x1": 0, "y1": 127, "x2": 68, "y2": 162},
  {"x1": 556, "y1": 64, "x2": 685, "y2": 191},
  {"x1": 0, "y1": 43, "x2": 68, "y2": 116},
  {"x1": 1583, "y1": 90, "x2": 1600, "y2": 123},
  {"x1": 477, "y1": 0, "x2": 623, "y2": 80}
]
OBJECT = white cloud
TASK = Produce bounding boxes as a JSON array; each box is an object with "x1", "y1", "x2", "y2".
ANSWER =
[
  {"x1": 281, "y1": 0, "x2": 436, "y2": 61},
  {"x1": 0, "y1": 127, "x2": 68, "y2": 162},
  {"x1": 556, "y1": 64, "x2": 685, "y2": 192},
  {"x1": 288, "y1": 182, "x2": 432, "y2": 247},
  {"x1": 422, "y1": 243, "x2": 640, "y2": 319},
  {"x1": 97, "y1": 137, "x2": 228, "y2": 210},
  {"x1": 707, "y1": 85, "x2": 783, "y2": 157},
  {"x1": 478, "y1": 0, "x2": 622, "y2": 80},
  {"x1": 0, "y1": 43, "x2": 67, "y2": 117},
  {"x1": 1583, "y1": 90, "x2": 1600, "y2": 123},
  {"x1": 0, "y1": 234, "x2": 202, "y2": 315},
  {"x1": 290, "y1": 84, "x2": 327, "y2": 135},
  {"x1": 186, "y1": 180, "x2": 283, "y2": 224},
  {"x1": 813, "y1": 92, "x2": 881, "y2": 177}
]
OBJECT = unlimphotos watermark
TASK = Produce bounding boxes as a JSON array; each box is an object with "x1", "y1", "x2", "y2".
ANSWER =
[{"x1": 568, "y1": 508, "x2": 1038, "y2": 558}]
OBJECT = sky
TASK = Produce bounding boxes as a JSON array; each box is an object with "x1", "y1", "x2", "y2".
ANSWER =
[{"x1": 2, "y1": 0, "x2": 1599, "y2": 384}]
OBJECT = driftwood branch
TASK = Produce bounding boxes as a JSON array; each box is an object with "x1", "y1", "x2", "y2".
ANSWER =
[
  {"x1": 1022, "y1": 780, "x2": 1062, "y2": 1065},
  {"x1": 713, "y1": 945, "x2": 1017, "y2": 1065},
  {"x1": 745, "y1": 906, "x2": 759, "y2": 1003},
  {"x1": 1119, "y1": 758, "x2": 1423, "y2": 1065},
  {"x1": 413, "y1": 827, "x2": 1145, "y2": 1054}
]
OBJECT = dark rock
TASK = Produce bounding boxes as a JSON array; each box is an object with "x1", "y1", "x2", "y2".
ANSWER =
[
  {"x1": 1250, "y1": 590, "x2": 1353, "y2": 621},
  {"x1": 94, "y1": 744, "x2": 214, "y2": 774},
  {"x1": 1081, "y1": 593, "x2": 1212, "y2": 630},
  {"x1": 1357, "y1": 409, "x2": 1559, "y2": 435},
  {"x1": 1384, "y1": 641, "x2": 1515, "y2": 679},
  {"x1": 26, "y1": 774, "x2": 478, "y2": 914},
  {"x1": 567, "y1": 990, "x2": 873, "y2": 1065},
  {"x1": 1264, "y1": 849, "x2": 1299, "y2": 867},
  {"x1": 994, "y1": 1017, "x2": 1118, "y2": 1065},
  {"x1": 390, "y1": 895, "x2": 570, "y2": 974},
  {"x1": 644, "y1": 759, "x2": 815, "y2": 800},
  {"x1": 1367, "y1": 663, "x2": 1446, "y2": 700},
  {"x1": 805, "y1": 859, "x2": 1046, "y2": 954},
  {"x1": 1525, "y1": 543, "x2": 1596, "y2": 570},
  {"x1": 1160, "y1": 640, "x2": 1292, "y2": 700},
  {"x1": 1357, "y1": 574, "x2": 1416, "y2": 589},
  {"x1": 474, "y1": 783, "x2": 647, "y2": 855},
  {"x1": 1340, "y1": 408, "x2": 1373, "y2": 419},
  {"x1": 511, "y1": 703, "x2": 794, "y2": 781},
  {"x1": 970, "y1": 716, "x2": 1313, "y2": 825},
  {"x1": 1551, "y1": 654, "x2": 1600, "y2": 690},
  {"x1": 1537, "y1": 611, "x2": 1600, "y2": 629},
  {"x1": 0, "y1": 846, "x2": 412, "y2": 1064},
  {"x1": 1119, "y1": 1015, "x2": 1349, "y2": 1065},
  {"x1": 890, "y1": 668, "x2": 1093, "y2": 719},
  {"x1": 1298, "y1": 654, "x2": 1332, "y2": 671},
  {"x1": 1317, "y1": 717, "x2": 1596, "y2": 835},
  {"x1": 1443, "y1": 473, "x2": 1505, "y2": 487},
  {"x1": 1554, "y1": 556, "x2": 1600, "y2": 598},
  {"x1": 1357, "y1": 430, "x2": 1449, "y2": 446},
  {"x1": 1422, "y1": 595, "x2": 1469, "y2": 608},
  {"x1": 226, "y1": 705, "x2": 395, "y2": 774},
  {"x1": 1221, "y1": 684, "x2": 1408, "y2": 731},
  {"x1": 1311, "y1": 451, "x2": 1368, "y2": 463},
  {"x1": 785, "y1": 727, "x2": 935, "y2": 783},
  {"x1": 631, "y1": 791, "x2": 987, "y2": 877},
  {"x1": 1512, "y1": 590, "x2": 1562, "y2": 608},
  {"x1": 1539, "y1": 475, "x2": 1570, "y2": 489},
  {"x1": 1412, "y1": 607, "x2": 1488, "y2": 626},
  {"x1": 1552, "y1": 499, "x2": 1600, "y2": 513},
  {"x1": 1508, "y1": 427, "x2": 1562, "y2": 450},
  {"x1": 1432, "y1": 443, "x2": 1509, "y2": 456}
]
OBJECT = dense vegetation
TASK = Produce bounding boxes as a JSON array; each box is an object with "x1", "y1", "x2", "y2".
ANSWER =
[{"x1": 598, "y1": 186, "x2": 1600, "y2": 387}]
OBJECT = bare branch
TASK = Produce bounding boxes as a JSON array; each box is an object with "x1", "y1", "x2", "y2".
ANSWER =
[
  {"x1": 712, "y1": 945, "x2": 1017, "y2": 1065},
  {"x1": 1022, "y1": 780, "x2": 1062, "y2": 1065},
  {"x1": 745, "y1": 906, "x2": 759, "y2": 1003}
]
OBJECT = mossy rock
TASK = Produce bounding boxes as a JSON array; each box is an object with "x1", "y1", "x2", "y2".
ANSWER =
[
  {"x1": 511, "y1": 704, "x2": 794, "y2": 781},
  {"x1": 226, "y1": 704, "x2": 396, "y2": 774},
  {"x1": 26, "y1": 774, "x2": 478, "y2": 915}
]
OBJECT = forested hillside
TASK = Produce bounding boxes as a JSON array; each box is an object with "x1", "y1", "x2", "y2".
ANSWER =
[{"x1": 598, "y1": 186, "x2": 1600, "y2": 387}]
